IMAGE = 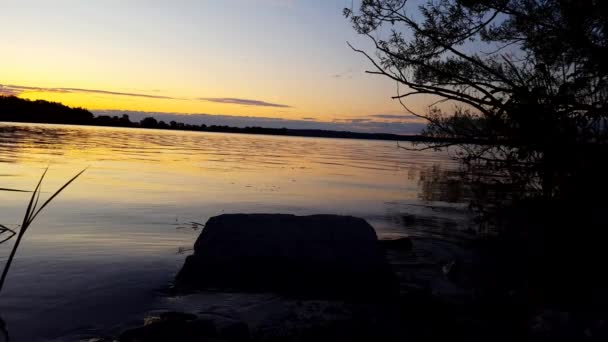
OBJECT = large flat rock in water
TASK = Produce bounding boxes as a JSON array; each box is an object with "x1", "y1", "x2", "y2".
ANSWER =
[{"x1": 175, "y1": 214, "x2": 395, "y2": 298}]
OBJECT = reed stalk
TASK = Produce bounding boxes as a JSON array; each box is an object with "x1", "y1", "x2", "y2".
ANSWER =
[{"x1": 0, "y1": 168, "x2": 86, "y2": 292}]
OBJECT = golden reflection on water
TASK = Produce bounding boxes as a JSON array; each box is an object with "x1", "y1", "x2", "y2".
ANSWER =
[
  {"x1": 0, "y1": 122, "x2": 465, "y2": 341},
  {"x1": 0, "y1": 122, "x2": 454, "y2": 207},
  {"x1": 0, "y1": 122, "x2": 464, "y2": 257}
]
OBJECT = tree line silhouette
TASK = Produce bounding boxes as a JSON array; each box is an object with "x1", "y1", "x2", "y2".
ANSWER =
[{"x1": 0, "y1": 95, "x2": 431, "y2": 141}]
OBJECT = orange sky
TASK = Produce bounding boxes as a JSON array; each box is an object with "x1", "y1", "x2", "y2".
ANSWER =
[{"x1": 0, "y1": 1, "x2": 432, "y2": 127}]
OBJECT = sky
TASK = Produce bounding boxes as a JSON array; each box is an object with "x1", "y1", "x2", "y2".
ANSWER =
[{"x1": 0, "y1": 0, "x2": 427, "y2": 134}]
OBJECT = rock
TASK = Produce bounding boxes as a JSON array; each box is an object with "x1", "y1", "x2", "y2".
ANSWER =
[
  {"x1": 529, "y1": 310, "x2": 573, "y2": 341},
  {"x1": 194, "y1": 314, "x2": 249, "y2": 341},
  {"x1": 119, "y1": 313, "x2": 216, "y2": 342},
  {"x1": 175, "y1": 214, "x2": 396, "y2": 299},
  {"x1": 402, "y1": 214, "x2": 416, "y2": 226},
  {"x1": 441, "y1": 259, "x2": 463, "y2": 284},
  {"x1": 119, "y1": 319, "x2": 191, "y2": 342},
  {"x1": 221, "y1": 321, "x2": 249, "y2": 341},
  {"x1": 186, "y1": 318, "x2": 218, "y2": 339},
  {"x1": 159, "y1": 312, "x2": 198, "y2": 322},
  {"x1": 379, "y1": 237, "x2": 413, "y2": 252}
]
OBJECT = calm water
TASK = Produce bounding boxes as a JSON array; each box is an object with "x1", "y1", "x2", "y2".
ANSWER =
[{"x1": 0, "y1": 123, "x2": 466, "y2": 341}]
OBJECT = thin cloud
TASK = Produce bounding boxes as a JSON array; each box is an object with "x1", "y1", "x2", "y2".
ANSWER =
[
  {"x1": 0, "y1": 84, "x2": 178, "y2": 100},
  {"x1": 368, "y1": 114, "x2": 416, "y2": 119},
  {"x1": 345, "y1": 118, "x2": 372, "y2": 123},
  {"x1": 331, "y1": 68, "x2": 353, "y2": 79},
  {"x1": 0, "y1": 86, "x2": 22, "y2": 97},
  {"x1": 1, "y1": 84, "x2": 292, "y2": 108},
  {"x1": 62, "y1": 87, "x2": 177, "y2": 99},
  {"x1": 200, "y1": 97, "x2": 291, "y2": 108},
  {"x1": 366, "y1": 114, "x2": 427, "y2": 123}
]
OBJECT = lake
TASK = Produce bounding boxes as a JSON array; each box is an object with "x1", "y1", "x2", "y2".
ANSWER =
[{"x1": 0, "y1": 123, "x2": 468, "y2": 341}]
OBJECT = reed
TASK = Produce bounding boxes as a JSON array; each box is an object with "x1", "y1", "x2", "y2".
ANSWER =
[{"x1": 0, "y1": 168, "x2": 86, "y2": 292}]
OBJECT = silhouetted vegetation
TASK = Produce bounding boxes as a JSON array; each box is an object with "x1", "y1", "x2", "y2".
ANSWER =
[
  {"x1": 0, "y1": 95, "x2": 435, "y2": 142},
  {"x1": 0, "y1": 168, "x2": 84, "y2": 340},
  {"x1": 347, "y1": 0, "x2": 608, "y2": 338},
  {"x1": 0, "y1": 168, "x2": 85, "y2": 292},
  {"x1": 346, "y1": 0, "x2": 608, "y2": 224},
  {"x1": 0, "y1": 95, "x2": 94, "y2": 125},
  {"x1": 346, "y1": 0, "x2": 607, "y2": 198}
]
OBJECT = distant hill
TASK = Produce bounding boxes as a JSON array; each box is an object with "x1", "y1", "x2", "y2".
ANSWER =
[{"x1": 0, "y1": 96, "x2": 432, "y2": 142}]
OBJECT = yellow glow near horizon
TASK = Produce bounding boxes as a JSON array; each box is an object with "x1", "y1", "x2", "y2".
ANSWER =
[
  {"x1": 15, "y1": 90, "x2": 301, "y2": 118},
  {"x1": 13, "y1": 86, "x2": 418, "y2": 123},
  {"x1": 0, "y1": 1, "x2": 430, "y2": 129}
]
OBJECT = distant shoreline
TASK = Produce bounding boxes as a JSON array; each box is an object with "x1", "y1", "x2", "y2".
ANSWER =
[
  {"x1": 0, "y1": 95, "x2": 444, "y2": 143},
  {"x1": 0, "y1": 119, "x2": 436, "y2": 142}
]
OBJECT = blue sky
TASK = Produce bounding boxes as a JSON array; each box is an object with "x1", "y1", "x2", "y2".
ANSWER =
[{"x1": 0, "y1": 0, "x2": 429, "y2": 134}]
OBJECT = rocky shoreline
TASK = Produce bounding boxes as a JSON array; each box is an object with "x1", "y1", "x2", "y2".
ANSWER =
[{"x1": 89, "y1": 214, "x2": 606, "y2": 342}]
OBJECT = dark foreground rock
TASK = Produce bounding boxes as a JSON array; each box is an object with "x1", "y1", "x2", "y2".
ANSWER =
[
  {"x1": 379, "y1": 237, "x2": 413, "y2": 252},
  {"x1": 175, "y1": 214, "x2": 396, "y2": 298},
  {"x1": 104, "y1": 210, "x2": 608, "y2": 342},
  {"x1": 118, "y1": 295, "x2": 401, "y2": 342}
]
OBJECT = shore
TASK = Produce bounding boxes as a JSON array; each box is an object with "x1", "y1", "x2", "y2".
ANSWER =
[{"x1": 87, "y1": 213, "x2": 608, "y2": 342}]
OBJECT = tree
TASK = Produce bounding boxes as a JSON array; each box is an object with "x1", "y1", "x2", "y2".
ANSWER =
[
  {"x1": 157, "y1": 120, "x2": 169, "y2": 129},
  {"x1": 345, "y1": 0, "x2": 608, "y2": 200},
  {"x1": 119, "y1": 114, "x2": 132, "y2": 127},
  {"x1": 0, "y1": 96, "x2": 94, "y2": 125},
  {"x1": 139, "y1": 116, "x2": 159, "y2": 128},
  {"x1": 346, "y1": 1, "x2": 608, "y2": 310}
]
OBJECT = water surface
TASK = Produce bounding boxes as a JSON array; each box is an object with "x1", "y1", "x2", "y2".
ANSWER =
[{"x1": 0, "y1": 123, "x2": 466, "y2": 341}]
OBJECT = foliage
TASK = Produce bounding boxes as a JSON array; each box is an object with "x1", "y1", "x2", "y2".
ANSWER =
[
  {"x1": 0, "y1": 95, "x2": 93, "y2": 124},
  {"x1": 345, "y1": 0, "x2": 608, "y2": 200}
]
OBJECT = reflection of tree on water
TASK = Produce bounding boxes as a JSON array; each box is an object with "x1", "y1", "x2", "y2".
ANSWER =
[
  {"x1": 417, "y1": 165, "x2": 466, "y2": 204},
  {"x1": 412, "y1": 148, "x2": 608, "y2": 316},
  {"x1": 416, "y1": 162, "x2": 523, "y2": 235}
]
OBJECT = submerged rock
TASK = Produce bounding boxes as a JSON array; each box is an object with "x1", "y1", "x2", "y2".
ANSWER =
[
  {"x1": 379, "y1": 237, "x2": 413, "y2": 252},
  {"x1": 119, "y1": 313, "x2": 216, "y2": 342},
  {"x1": 175, "y1": 214, "x2": 396, "y2": 298}
]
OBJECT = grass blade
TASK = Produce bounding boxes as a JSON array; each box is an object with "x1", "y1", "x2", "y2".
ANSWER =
[
  {"x1": 28, "y1": 168, "x2": 86, "y2": 224},
  {"x1": 0, "y1": 188, "x2": 30, "y2": 193},
  {"x1": 23, "y1": 168, "x2": 48, "y2": 228},
  {"x1": 0, "y1": 168, "x2": 47, "y2": 292},
  {"x1": 29, "y1": 184, "x2": 43, "y2": 224},
  {"x1": 0, "y1": 167, "x2": 85, "y2": 293},
  {"x1": 0, "y1": 225, "x2": 16, "y2": 244}
]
